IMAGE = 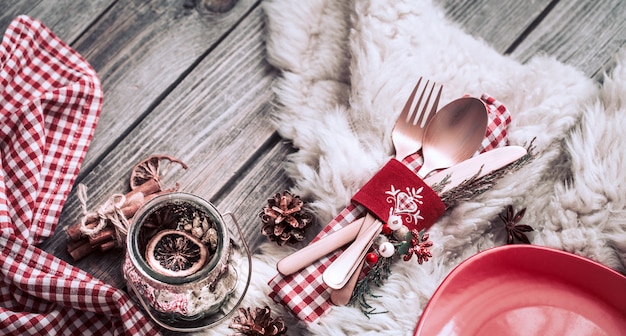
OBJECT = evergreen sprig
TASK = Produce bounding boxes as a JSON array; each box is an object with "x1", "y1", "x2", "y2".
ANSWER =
[
  {"x1": 346, "y1": 141, "x2": 536, "y2": 317},
  {"x1": 348, "y1": 255, "x2": 394, "y2": 317},
  {"x1": 439, "y1": 141, "x2": 535, "y2": 208}
]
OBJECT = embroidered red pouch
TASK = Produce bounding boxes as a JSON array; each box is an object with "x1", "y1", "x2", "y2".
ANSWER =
[{"x1": 351, "y1": 159, "x2": 445, "y2": 232}]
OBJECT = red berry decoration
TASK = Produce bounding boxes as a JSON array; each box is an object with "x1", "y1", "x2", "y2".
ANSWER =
[
  {"x1": 365, "y1": 252, "x2": 379, "y2": 265},
  {"x1": 381, "y1": 224, "x2": 393, "y2": 235}
]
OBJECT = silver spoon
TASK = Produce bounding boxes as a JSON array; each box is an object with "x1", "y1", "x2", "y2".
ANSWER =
[{"x1": 417, "y1": 97, "x2": 488, "y2": 177}]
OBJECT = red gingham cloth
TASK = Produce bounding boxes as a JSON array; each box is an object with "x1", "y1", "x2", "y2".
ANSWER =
[
  {"x1": 0, "y1": 16, "x2": 159, "y2": 335},
  {"x1": 269, "y1": 94, "x2": 512, "y2": 323}
]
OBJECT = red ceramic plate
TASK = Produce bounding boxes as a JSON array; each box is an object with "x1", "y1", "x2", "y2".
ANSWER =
[{"x1": 414, "y1": 245, "x2": 626, "y2": 336}]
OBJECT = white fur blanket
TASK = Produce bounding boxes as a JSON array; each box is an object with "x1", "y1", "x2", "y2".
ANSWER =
[{"x1": 197, "y1": 0, "x2": 626, "y2": 334}]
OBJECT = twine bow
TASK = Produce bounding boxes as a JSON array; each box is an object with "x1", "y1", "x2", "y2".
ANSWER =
[{"x1": 77, "y1": 183, "x2": 129, "y2": 243}]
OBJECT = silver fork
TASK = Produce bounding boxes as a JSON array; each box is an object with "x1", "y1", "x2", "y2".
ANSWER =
[{"x1": 324, "y1": 78, "x2": 443, "y2": 291}]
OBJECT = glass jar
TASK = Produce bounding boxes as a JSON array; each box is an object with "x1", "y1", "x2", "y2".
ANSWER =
[{"x1": 123, "y1": 192, "x2": 242, "y2": 330}]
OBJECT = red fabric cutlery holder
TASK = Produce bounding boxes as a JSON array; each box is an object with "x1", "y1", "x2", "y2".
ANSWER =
[{"x1": 351, "y1": 159, "x2": 445, "y2": 232}]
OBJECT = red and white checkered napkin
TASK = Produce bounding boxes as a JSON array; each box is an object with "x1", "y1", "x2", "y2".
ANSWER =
[
  {"x1": 269, "y1": 94, "x2": 511, "y2": 323},
  {"x1": 0, "y1": 16, "x2": 159, "y2": 335}
]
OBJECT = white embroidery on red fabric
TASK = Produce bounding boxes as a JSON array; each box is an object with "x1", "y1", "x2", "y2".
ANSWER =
[{"x1": 385, "y1": 185, "x2": 424, "y2": 224}]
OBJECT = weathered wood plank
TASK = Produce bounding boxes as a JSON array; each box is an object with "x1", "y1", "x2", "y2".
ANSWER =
[
  {"x1": 213, "y1": 139, "x2": 295, "y2": 253},
  {"x1": 26, "y1": 0, "x2": 626, "y2": 287},
  {"x1": 437, "y1": 0, "x2": 554, "y2": 54},
  {"x1": 39, "y1": 4, "x2": 279, "y2": 287},
  {"x1": 68, "y1": 0, "x2": 260, "y2": 177},
  {"x1": 441, "y1": 0, "x2": 626, "y2": 81},
  {"x1": 10, "y1": 1, "x2": 626, "y2": 334},
  {"x1": 509, "y1": 0, "x2": 626, "y2": 80},
  {"x1": 0, "y1": 0, "x2": 113, "y2": 43},
  {"x1": 0, "y1": 1, "x2": 39, "y2": 31}
]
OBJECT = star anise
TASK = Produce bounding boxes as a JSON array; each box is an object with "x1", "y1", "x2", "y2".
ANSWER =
[
  {"x1": 260, "y1": 191, "x2": 313, "y2": 245},
  {"x1": 499, "y1": 205, "x2": 534, "y2": 244},
  {"x1": 403, "y1": 229, "x2": 433, "y2": 264},
  {"x1": 229, "y1": 306, "x2": 287, "y2": 336}
]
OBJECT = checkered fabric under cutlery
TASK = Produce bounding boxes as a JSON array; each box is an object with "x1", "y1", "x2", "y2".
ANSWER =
[{"x1": 269, "y1": 93, "x2": 512, "y2": 323}]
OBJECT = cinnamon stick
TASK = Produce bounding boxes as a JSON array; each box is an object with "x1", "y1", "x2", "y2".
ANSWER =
[
  {"x1": 68, "y1": 239, "x2": 96, "y2": 261},
  {"x1": 99, "y1": 240, "x2": 118, "y2": 252},
  {"x1": 68, "y1": 232, "x2": 120, "y2": 260},
  {"x1": 66, "y1": 179, "x2": 161, "y2": 241},
  {"x1": 88, "y1": 228, "x2": 116, "y2": 248},
  {"x1": 67, "y1": 230, "x2": 120, "y2": 260},
  {"x1": 65, "y1": 154, "x2": 188, "y2": 261},
  {"x1": 67, "y1": 238, "x2": 89, "y2": 252}
]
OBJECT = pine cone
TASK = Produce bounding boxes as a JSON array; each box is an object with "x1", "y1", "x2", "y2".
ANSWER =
[
  {"x1": 229, "y1": 306, "x2": 287, "y2": 336},
  {"x1": 260, "y1": 190, "x2": 313, "y2": 245}
]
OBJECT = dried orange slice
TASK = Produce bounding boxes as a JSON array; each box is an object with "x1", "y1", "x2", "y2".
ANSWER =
[
  {"x1": 130, "y1": 155, "x2": 188, "y2": 190},
  {"x1": 145, "y1": 229, "x2": 207, "y2": 277}
]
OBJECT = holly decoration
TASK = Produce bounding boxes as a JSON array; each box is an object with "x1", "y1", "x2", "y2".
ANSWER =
[
  {"x1": 381, "y1": 223, "x2": 393, "y2": 235},
  {"x1": 395, "y1": 229, "x2": 432, "y2": 264},
  {"x1": 403, "y1": 230, "x2": 433, "y2": 264},
  {"x1": 349, "y1": 226, "x2": 433, "y2": 315},
  {"x1": 378, "y1": 241, "x2": 395, "y2": 258},
  {"x1": 365, "y1": 252, "x2": 379, "y2": 265}
]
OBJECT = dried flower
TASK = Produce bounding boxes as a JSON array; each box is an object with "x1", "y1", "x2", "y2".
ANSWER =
[
  {"x1": 260, "y1": 191, "x2": 313, "y2": 245},
  {"x1": 499, "y1": 205, "x2": 534, "y2": 244},
  {"x1": 229, "y1": 306, "x2": 287, "y2": 336},
  {"x1": 403, "y1": 230, "x2": 433, "y2": 264}
]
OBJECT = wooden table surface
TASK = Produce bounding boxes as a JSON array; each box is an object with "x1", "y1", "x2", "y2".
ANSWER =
[{"x1": 2, "y1": 0, "x2": 625, "y2": 334}]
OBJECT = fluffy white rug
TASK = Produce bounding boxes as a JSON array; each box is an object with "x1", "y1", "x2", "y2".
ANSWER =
[{"x1": 197, "y1": 0, "x2": 626, "y2": 334}]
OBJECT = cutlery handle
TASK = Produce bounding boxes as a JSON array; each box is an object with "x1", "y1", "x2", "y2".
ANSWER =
[
  {"x1": 330, "y1": 258, "x2": 365, "y2": 306},
  {"x1": 276, "y1": 217, "x2": 363, "y2": 276},
  {"x1": 423, "y1": 146, "x2": 527, "y2": 193},
  {"x1": 323, "y1": 215, "x2": 381, "y2": 289}
]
